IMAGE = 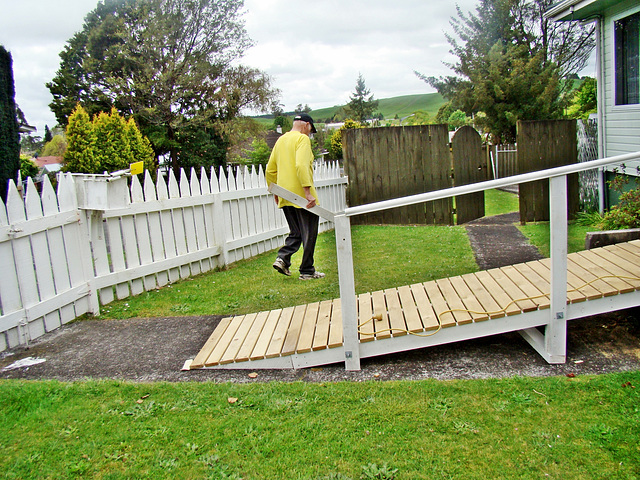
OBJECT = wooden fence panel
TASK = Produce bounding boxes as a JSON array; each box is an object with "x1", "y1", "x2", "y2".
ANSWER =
[
  {"x1": 343, "y1": 125, "x2": 453, "y2": 225},
  {"x1": 517, "y1": 120, "x2": 579, "y2": 222},
  {"x1": 453, "y1": 126, "x2": 486, "y2": 224}
]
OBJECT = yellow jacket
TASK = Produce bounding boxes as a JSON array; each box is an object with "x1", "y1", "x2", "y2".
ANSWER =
[{"x1": 265, "y1": 130, "x2": 318, "y2": 208}]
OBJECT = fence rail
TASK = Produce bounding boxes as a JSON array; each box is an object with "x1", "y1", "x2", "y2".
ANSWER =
[{"x1": 0, "y1": 162, "x2": 347, "y2": 352}]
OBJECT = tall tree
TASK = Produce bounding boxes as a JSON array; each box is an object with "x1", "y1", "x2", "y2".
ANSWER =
[
  {"x1": 47, "y1": 0, "x2": 279, "y2": 170},
  {"x1": 64, "y1": 104, "x2": 97, "y2": 173},
  {"x1": 344, "y1": 73, "x2": 379, "y2": 122},
  {"x1": 416, "y1": 0, "x2": 595, "y2": 143},
  {"x1": 0, "y1": 46, "x2": 20, "y2": 202}
]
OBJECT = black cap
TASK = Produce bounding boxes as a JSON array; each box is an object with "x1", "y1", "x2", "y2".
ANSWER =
[{"x1": 294, "y1": 113, "x2": 317, "y2": 133}]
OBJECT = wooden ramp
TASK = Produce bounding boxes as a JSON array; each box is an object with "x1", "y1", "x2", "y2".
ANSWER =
[{"x1": 186, "y1": 240, "x2": 640, "y2": 370}]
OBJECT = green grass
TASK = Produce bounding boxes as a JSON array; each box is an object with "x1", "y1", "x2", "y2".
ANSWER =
[
  {"x1": 98, "y1": 189, "x2": 525, "y2": 320},
  {"x1": 518, "y1": 222, "x2": 594, "y2": 257},
  {"x1": 2, "y1": 189, "x2": 638, "y2": 479},
  {"x1": 1, "y1": 373, "x2": 639, "y2": 479}
]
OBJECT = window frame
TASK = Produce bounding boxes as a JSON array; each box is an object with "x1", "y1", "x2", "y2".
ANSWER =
[{"x1": 613, "y1": 7, "x2": 640, "y2": 108}]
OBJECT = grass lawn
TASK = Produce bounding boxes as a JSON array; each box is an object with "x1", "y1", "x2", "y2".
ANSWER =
[
  {"x1": 1, "y1": 374, "x2": 638, "y2": 479},
  {"x1": 2, "y1": 188, "x2": 636, "y2": 480}
]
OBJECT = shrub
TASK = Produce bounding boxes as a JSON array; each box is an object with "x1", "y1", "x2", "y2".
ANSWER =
[{"x1": 600, "y1": 188, "x2": 640, "y2": 230}]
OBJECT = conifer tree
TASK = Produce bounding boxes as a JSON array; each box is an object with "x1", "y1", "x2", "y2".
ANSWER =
[
  {"x1": 125, "y1": 117, "x2": 156, "y2": 173},
  {"x1": 0, "y1": 46, "x2": 20, "y2": 201},
  {"x1": 93, "y1": 108, "x2": 133, "y2": 173},
  {"x1": 64, "y1": 104, "x2": 97, "y2": 173}
]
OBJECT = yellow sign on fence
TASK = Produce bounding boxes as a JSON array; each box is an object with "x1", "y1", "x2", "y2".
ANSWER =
[{"x1": 130, "y1": 161, "x2": 144, "y2": 175}]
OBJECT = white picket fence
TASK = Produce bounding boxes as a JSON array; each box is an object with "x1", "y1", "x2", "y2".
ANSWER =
[{"x1": 0, "y1": 162, "x2": 347, "y2": 353}]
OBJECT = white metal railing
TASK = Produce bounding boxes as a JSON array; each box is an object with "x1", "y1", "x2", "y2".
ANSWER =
[{"x1": 329, "y1": 151, "x2": 640, "y2": 370}]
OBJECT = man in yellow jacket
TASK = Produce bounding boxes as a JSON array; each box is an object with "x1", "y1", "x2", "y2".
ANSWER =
[{"x1": 266, "y1": 113, "x2": 325, "y2": 280}]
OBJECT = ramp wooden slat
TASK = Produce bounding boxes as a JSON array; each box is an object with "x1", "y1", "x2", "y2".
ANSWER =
[
  {"x1": 436, "y1": 278, "x2": 474, "y2": 325},
  {"x1": 190, "y1": 316, "x2": 233, "y2": 369},
  {"x1": 206, "y1": 315, "x2": 245, "y2": 366},
  {"x1": 448, "y1": 275, "x2": 489, "y2": 322},
  {"x1": 409, "y1": 283, "x2": 440, "y2": 331},
  {"x1": 312, "y1": 300, "x2": 333, "y2": 350},
  {"x1": 486, "y1": 267, "x2": 538, "y2": 312},
  {"x1": 266, "y1": 307, "x2": 295, "y2": 359},
  {"x1": 281, "y1": 305, "x2": 307, "y2": 356},
  {"x1": 423, "y1": 280, "x2": 457, "y2": 327},
  {"x1": 567, "y1": 257, "x2": 622, "y2": 297},
  {"x1": 397, "y1": 285, "x2": 424, "y2": 333},
  {"x1": 605, "y1": 244, "x2": 640, "y2": 268},
  {"x1": 580, "y1": 249, "x2": 640, "y2": 291},
  {"x1": 297, "y1": 302, "x2": 320, "y2": 353},
  {"x1": 328, "y1": 298, "x2": 343, "y2": 348},
  {"x1": 371, "y1": 290, "x2": 392, "y2": 339},
  {"x1": 525, "y1": 260, "x2": 585, "y2": 304},
  {"x1": 358, "y1": 293, "x2": 376, "y2": 342},
  {"x1": 501, "y1": 265, "x2": 550, "y2": 310},
  {"x1": 385, "y1": 288, "x2": 408, "y2": 337},
  {"x1": 235, "y1": 310, "x2": 270, "y2": 362},
  {"x1": 223, "y1": 313, "x2": 259, "y2": 363},
  {"x1": 189, "y1": 241, "x2": 640, "y2": 369},
  {"x1": 473, "y1": 270, "x2": 522, "y2": 316},
  {"x1": 458, "y1": 273, "x2": 505, "y2": 319}
]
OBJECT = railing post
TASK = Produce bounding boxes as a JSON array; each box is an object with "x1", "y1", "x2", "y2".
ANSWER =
[
  {"x1": 334, "y1": 213, "x2": 360, "y2": 370},
  {"x1": 548, "y1": 175, "x2": 568, "y2": 362}
]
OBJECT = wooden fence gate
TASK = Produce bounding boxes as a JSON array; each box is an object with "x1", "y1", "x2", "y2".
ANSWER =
[
  {"x1": 342, "y1": 125, "x2": 488, "y2": 225},
  {"x1": 517, "y1": 120, "x2": 579, "y2": 222}
]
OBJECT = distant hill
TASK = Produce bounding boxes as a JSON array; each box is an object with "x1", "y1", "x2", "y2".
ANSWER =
[
  {"x1": 310, "y1": 92, "x2": 446, "y2": 122},
  {"x1": 252, "y1": 92, "x2": 447, "y2": 126}
]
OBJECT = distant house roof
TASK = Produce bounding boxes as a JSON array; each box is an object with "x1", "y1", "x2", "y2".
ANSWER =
[
  {"x1": 43, "y1": 164, "x2": 62, "y2": 174},
  {"x1": 33, "y1": 156, "x2": 63, "y2": 168},
  {"x1": 19, "y1": 124, "x2": 36, "y2": 134},
  {"x1": 264, "y1": 130, "x2": 282, "y2": 149}
]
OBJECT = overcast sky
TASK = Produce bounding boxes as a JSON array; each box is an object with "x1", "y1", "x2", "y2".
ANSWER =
[{"x1": 1, "y1": 0, "x2": 486, "y2": 135}]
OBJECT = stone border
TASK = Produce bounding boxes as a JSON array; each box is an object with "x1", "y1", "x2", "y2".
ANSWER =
[{"x1": 585, "y1": 228, "x2": 640, "y2": 249}]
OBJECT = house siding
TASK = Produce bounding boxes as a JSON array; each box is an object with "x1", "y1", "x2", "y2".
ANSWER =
[{"x1": 602, "y1": 0, "x2": 640, "y2": 168}]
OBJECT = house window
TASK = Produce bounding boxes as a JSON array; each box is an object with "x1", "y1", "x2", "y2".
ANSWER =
[{"x1": 615, "y1": 11, "x2": 640, "y2": 105}]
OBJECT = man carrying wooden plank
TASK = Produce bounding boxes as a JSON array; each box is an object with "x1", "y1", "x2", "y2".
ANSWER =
[{"x1": 266, "y1": 113, "x2": 325, "y2": 280}]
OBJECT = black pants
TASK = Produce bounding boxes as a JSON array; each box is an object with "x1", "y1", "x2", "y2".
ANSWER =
[{"x1": 278, "y1": 206, "x2": 319, "y2": 275}]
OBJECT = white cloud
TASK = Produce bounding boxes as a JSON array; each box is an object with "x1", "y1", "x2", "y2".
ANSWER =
[{"x1": 0, "y1": 0, "x2": 481, "y2": 133}]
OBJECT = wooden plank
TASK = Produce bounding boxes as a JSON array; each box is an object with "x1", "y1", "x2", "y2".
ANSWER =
[
  {"x1": 501, "y1": 265, "x2": 550, "y2": 310},
  {"x1": 220, "y1": 313, "x2": 258, "y2": 364},
  {"x1": 357, "y1": 293, "x2": 376, "y2": 342},
  {"x1": 574, "y1": 250, "x2": 637, "y2": 293},
  {"x1": 423, "y1": 280, "x2": 457, "y2": 328},
  {"x1": 485, "y1": 268, "x2": 538, "y2": 312},
  {"x1": 604, "y1": 244, "x2": 640, "y2": 269},
  {"x1": 567, "y1": 256, "x2": 625, "y2": 296},
  {"x1": 539, "y1": 257, "x2": 602, "y2": 300},
  {"x1": 281, "y1": 305, "x2": 307, "y2": 356},
  {"x1": 458, "y1": 273, "x2": 505, "y2": 318},
  {"x1": 448, "y1": 275, "x2": 489, "y2": 322},
  {"x1": 235, "y1": 311, "x2": 270, "y2": 362},
  {"x1": 204, "y1": 315, "x2": 245, "y2": 366},
  {"x1": 525, "y1": 260, "x2": 584, "y2": 304},
  {"x1": 409, "y1": 283, "x2": 440, "y2": 331},
  {"x1": 190, "y1": 316, "x2": 233, "y2": 368},
  {"x1": 397, "y1": 285, "x2": 424, "y2": 333},
  {"x1": 473, "y1": 271, "x2": 522, "y2": 316},
  {"x1": 312, "y1": 300, "x2": 333, "y2": 350},
  {"x1": 371, "y1": 290, "x2": 392, "y2": 339},
  {"x1": 250, "y1": 309, "x2": 282, "y2": 360},
  {"x1": 435, "y1": 278, "x2": 474, "y2": 325},
  {"x1": 590, "y1": 247, "x2": 640, "y2": 289},
  {"x1": 297, "y1": 302, "x2": 320, "y2": 353},
  {"x1": 384, "y1": 288, "x2": 408, "y2": 336},
  {"x1": 328, "y1": 298, "x2": 343, "y2": 348},
  {"x1": 265, "y1": 307, "x2": 295, "y2": 359}
]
